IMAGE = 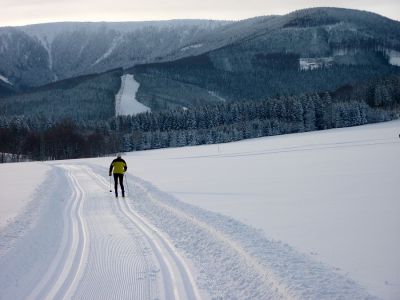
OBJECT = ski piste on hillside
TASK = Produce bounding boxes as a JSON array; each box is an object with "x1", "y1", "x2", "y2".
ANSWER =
[{"x1": 1, "y1": 120, "x2": 399, "y2": 299}]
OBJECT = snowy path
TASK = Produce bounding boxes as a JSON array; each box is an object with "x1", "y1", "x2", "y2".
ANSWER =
[
  {"x1": 36, "y1": 164, "x2": 201, "y2": 300},
  {"x1": 28, "y1": 166, "x2": 88, "y2": 300},
  {"x1": 116, "y1": 172, "x2": 375, "y2": 299},
  {"x1": 84, "y1": 166, "x2": 201, "y2": 300},
  {"x1": 1, "y1": 162, "x2": 376, "y2": 299}
]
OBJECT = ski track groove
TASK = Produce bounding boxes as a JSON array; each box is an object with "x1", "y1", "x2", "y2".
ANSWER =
[
  {"x1": 116, "y1": 197, "x2": 180, "y2": 300},
  {"x1": 30, "y1": 163, "x2": 373, "y2": 300},
  {"x1": 30, "y1": 166, "x2": 88, "y2": 300},
  {"x1": 87, "y1": 168, "x2": 169, "y2": 299},
  {"x1": 27, "y1": 168, "x2": 76, "y2": 300},
  {"x1": 133, "y1": 180, "x2": 295, "y2": 300},
  {"x1": 72, "y1": 166, "x2": 158, "y2": 300},
  {"x1": 63, "y1": 168, "x2": 89, "y2": 300},
  {"x1": 105, "y1": 166, "x2": 374, "y2": 300},
  {"x1": 120, "y1": 196, "x2": 201, "y2": 300},
  {"x1": 84, "y1": 167, "x2": 159, "y2": 300},
  {"x1": 85, "y1": 166, "x2": 201, "y2": 300},
  {"x1": 87, "y1": 165, "x2": 293, "y2": 299}
]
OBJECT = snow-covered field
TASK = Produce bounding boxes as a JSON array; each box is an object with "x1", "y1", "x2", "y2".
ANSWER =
[
  {"x1": 0, "y1": 162, "x2": 50, "y2": 229},
  {"x1": 115, "y1": 74, "x2": 151, "y2": 116},
  {"x1": 1, "y1": 120, "x2": 399, "y2": 299}
]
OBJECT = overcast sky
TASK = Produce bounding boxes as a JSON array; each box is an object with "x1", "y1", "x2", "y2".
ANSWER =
[{"x1": 0, "y1": 0, "x2": 399, "y2": 27}]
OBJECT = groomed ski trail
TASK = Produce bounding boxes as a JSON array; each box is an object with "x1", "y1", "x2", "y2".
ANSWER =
[
  {"x1": 28, "y1": 165, "x2": 88, "y2": 300},
  {"x1": 19, "y1": 163, "x2": 203, "y2": 300},
  {"x1": 85, "y1": 166, "x2": 202, "y2": 300},
  {"x1": 139, "y1": 185, "x2": 294, "y2": 299},
  {"x1": 87, "y1": 164, "x2": 375, "y2": 299},
  {"x1": 3, "y1": 162, "x2": 376, "y2": 300}
]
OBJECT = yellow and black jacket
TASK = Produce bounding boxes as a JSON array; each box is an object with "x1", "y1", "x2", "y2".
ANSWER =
[{"x1": 109, "y1": 157, "x2": 127, "y2": 175}]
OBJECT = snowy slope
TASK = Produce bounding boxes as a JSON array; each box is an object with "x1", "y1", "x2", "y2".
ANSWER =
[
  {"x1": 0, "y1": 74, "x2": 12, "y2": 85},
  {"x1": 115, "y1": 74, "x2": 150, "y2": 116},
  {"x1": 92, "y1": 120, "x2": 400, "y2": 299},
  {"x1": 0, "y1": 162, "x2": 50, "y2": 230},
  {"x1": 0, "y1": 120, "x2": 399, "y2": 299},
  {"x1": 6, "y1": 20, "x2": 227, "y2": 87}
]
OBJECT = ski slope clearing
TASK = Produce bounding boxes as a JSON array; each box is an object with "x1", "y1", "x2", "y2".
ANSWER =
[
  {"x1": 0, "y1": 120, "x2": 399, "y2": 299},
  {"x1": 115, "y1": 74, "x2": 150, "y2": 116},
  {"x1": 0, "y1": 74, "x2": 12, "y2": 85}
]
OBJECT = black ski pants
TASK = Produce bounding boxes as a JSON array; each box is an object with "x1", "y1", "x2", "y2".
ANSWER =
[{"x1": 113, "y1": 173, "x2": 125, "y2": 197}]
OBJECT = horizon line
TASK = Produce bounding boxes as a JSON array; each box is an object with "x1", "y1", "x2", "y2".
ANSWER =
[{"x1": 1, "y1": 6, "x2": 399, "y2": 28}]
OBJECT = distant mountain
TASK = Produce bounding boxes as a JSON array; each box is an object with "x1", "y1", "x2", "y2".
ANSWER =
[
  {"x1": 160, "y1": 8, "x2": 400, "y2": 63},
  {"x1": 131, "y1": 7, "x2": 400, "y2": 108},
  {"x1": 0, "y1": 20, "x2": 228, "y2": 88},
  {"x1": 1, "y1": 7, "x2": 400, "y2": 115},
  {"x1": 2, "y1": 7, "x2": 400, "y2": 92},
  {"x1": 0, "y1": 68, "x2": 122, "y2": 121},
  {"x1": 206, "y1": 7, "x2": 400, "y2": 72}
]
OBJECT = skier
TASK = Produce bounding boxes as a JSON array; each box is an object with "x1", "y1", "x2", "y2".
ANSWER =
[{"x1": 109, "y1": 154, "x2": 127, "y2": 197}]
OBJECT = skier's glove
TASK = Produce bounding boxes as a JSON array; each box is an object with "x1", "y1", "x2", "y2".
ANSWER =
[{"x1": 109, "y1": 173, "x2": 112, "y2": 176}]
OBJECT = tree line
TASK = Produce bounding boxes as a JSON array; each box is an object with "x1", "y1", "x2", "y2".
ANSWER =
[
  {"x1": 1, "y1": 74, "x2": 399, "y2": 162},
  {"x1": 134, "y1": 52, "x2": 400, "y2": 103}
]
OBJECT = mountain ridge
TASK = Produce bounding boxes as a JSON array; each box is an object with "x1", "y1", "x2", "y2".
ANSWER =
[
  {"x1": 1, "y1": 7, "x2": 400, "y2": 90},
  {"x1": 129, "y1": 7, "x2": 400, "y2": 108}
]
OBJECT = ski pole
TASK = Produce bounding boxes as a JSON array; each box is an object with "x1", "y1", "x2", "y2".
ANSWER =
[{"x1": 109, "y1": 175, "x2": 112, "y2": 193}]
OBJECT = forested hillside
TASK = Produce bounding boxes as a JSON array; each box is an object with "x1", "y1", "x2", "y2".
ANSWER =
[
  {"x1": 133, "y1": 55, "x2": 400, "y2": 107},
  {"x1": 0, "y1": 20, "x2": 227, "y2": 89},
  {"x1": 1, "y1": 75, "x2": 399, "y2": 162},
  {"x1": 0, "y1": 80, "x2": 16, "y2": 97},
  {"x1": 0, "y1": 69, "x2": 122, "y2": 121},
  {"x1": 131, "y1": 7, "x2": 400, "y2": 109},
  {"x1": 1, "y1": 7, "x2": 400, "y2": 90},
  {"x1": 1, "y1": 7, "x2": 400, "y2": 162}
]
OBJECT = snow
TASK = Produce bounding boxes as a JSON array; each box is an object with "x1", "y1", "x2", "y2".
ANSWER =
[
  {"x1": 0, "y1": 74, "x2": 12, "y2": 85},
  {"x1": 0, "y1": 162, "x2": 50, "y2": 229},
  {"x1": 40, "y1": 39, "x2": 53, "y2": 71},
  {"x1": 92, "y1": 36, "x2": 121, "y2": 67},
  {"x1": 0, "y1": 120, "x2": 399, "y2": 299},
  {"x1": 20, "y1": 23, "x2": 76, "y2": 45},
  {"x1": 300, "y1": 49, "x2": 400, "y2": 69},
  {"x1": 386, "y1": 49, "x2": 400, "y2": 67},
  {"x1": 299, "y1": 57, "x2": 334, "y2": 70},
  {"x1": 180, "y1": 43, "x2": 203, "y2": 52},
  {"x1": 103, "y1": 120, "x2": 400, "y2": 299},
  {"x1": 115, "y1": 74, "x2": 151, "y2": 116},
  {"x1": 208, "y1": 90, "x2": 226, "y2": 102}
]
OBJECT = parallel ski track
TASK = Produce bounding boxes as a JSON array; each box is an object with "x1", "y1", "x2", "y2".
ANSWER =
[
  {"x1": 124, "y1": 173, "x2": 374, "y2": 299},
  {"x1": 77, "y1": 164, "x2": 373, "y2": 299},
  {"x1": 85, "y1": 166, "x2": 201, "y2": 300},
  {"x1": 83, "y1": 164, "x2": 292, "y2": 299},
  {"x1": 29, "y1": 165, "x2": 88, "y2": 300},
  {"x1": 86, "y1": 165, "x2": 297, "y2": 299},
  {"x1": 73, "y1": 165, "x2": 157, "y2": 300},
  {"x1": 133, "y1": 180, "x2": 296, "y2": 300}
]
